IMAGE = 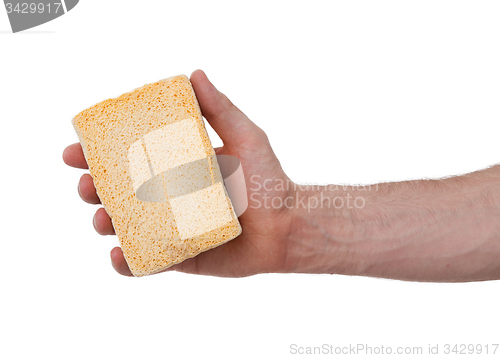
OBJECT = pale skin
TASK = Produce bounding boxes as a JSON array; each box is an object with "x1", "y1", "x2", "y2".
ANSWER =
[{"x1": 63, "y1": 69, "x2": 500, "y2": 282}]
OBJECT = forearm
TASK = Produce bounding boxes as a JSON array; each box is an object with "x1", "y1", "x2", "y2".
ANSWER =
[{"x1": 287, "y1": 165, "x2": 500, "y2": 282}]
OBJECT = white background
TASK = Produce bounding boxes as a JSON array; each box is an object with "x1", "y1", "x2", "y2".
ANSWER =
[{"x1": 1, "y1": 1, "x2": 499, "y2": 357}]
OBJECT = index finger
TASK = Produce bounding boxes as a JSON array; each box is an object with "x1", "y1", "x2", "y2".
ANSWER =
[{"x1": 62, "y1": 143, "x2": 88, "y2": 169}]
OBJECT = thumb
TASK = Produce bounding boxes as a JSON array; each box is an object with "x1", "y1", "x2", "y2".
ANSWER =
[{"x1": 190, "y1": 69, "x2": 254, "y2": 146}]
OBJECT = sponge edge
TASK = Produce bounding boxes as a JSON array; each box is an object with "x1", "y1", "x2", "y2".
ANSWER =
[{"x1": 72, "y1": 75, "x2": 242, "y2": 277}]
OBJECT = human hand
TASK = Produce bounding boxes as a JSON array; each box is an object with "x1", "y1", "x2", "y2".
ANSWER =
[
  {"x1": 63, "y1": 70, "x2": 500, "y2": 282},
  {"x1": 63, "y1": 69, "x2": 298, "y2": 277}
]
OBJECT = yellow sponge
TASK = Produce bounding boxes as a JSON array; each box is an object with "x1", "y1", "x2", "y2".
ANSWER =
[{"x1": 72, "y1": 75, "x2": 242, "y2": 277}]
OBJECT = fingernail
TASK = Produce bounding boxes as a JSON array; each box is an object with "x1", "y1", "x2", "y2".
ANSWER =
[{"x1": 93, "y1": 214, "x2": 97, "y2": 231}]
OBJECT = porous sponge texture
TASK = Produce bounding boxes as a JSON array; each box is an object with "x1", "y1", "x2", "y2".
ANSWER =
[{"x1": 72, "y1": 75, "x2": 242, "y2": 276}]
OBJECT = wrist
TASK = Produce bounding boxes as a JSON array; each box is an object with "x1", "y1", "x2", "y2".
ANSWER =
[{"x1": 284, "y1": 182, "x2": 373, "y2": 275}]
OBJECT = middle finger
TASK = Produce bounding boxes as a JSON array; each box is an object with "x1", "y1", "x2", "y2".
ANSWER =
[{"x1": 78, "y1": 173, "x2": 101, "y2": 204}]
